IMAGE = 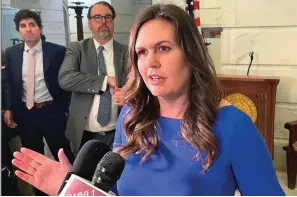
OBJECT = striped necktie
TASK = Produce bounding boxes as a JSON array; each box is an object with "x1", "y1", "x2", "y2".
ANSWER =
[{"x1": 97, "y1": 46, "x2": 111, "y2": 126}]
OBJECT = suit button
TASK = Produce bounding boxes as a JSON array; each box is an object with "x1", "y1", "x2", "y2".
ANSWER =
[
  {"x1": 84, "y1": 117, "x2": 87, "y2": 119},
  {"x1": 92, "y1": 90, "x2": 95, "y2": 92}
]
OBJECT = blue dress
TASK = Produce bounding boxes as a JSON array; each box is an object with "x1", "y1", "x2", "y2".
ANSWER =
[{"x1": 113, "y1": 105, "x2": 285, "y2": 195}]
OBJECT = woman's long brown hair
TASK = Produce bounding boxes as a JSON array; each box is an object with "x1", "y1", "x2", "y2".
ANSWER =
[{"x1": 115, "y1": 4, "x2": 222, "y2": 171}]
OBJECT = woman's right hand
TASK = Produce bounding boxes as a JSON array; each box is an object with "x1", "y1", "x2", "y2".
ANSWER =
[{"x1": 12, "y1": 148, "x2": 72, "y2": 196}]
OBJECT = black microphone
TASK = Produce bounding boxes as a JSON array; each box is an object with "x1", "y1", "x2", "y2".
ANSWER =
[
  {"x1": 247, "y1": 51, "x2": 254, "y2": 76},
  {"x1": 57, "y1": 140, "x2": 110, "y2": 194},
  {"x1": 59, "y1": 151, "x2": 125, "y2": 196},
  {"x1": 91, "y1": 151, "x2": 126, "y2": 192}
]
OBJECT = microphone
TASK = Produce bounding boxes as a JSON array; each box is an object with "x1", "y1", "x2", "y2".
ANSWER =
[
  {"x1": 247, "y1": 51, "x2": 254, "y2": 76},
  {"x1": 59, "y1": 151, "x2": 125, "y2": 196},
  {"x1": 91, "y1": 151, "x2": 126, "y2": 192},
  {"x1": 57, "y1": 140, "x2": 110, "y2": 195}
]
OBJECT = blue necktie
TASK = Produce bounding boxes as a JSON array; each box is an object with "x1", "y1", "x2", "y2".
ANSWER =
[{"x1": 97, "y1": 46, "x2": 111, "y2": 126}]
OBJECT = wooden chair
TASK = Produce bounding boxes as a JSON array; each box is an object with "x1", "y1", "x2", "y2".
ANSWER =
[{"x1": 283, "y1": 120, "x2": 297, "y2": 189}]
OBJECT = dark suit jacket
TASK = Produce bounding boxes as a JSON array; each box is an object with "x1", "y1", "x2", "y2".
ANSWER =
[
  {"x1": 58, "y1": 38, "x2": 128, "y2": 154},
  {"x1": 2, "y1": 50, "x2": 8, "y2": 109},
  {"x1": 3, "y1": 41, "x2": 71, "y2": 114},
  {"x1": 2, "y1": 50, "x2": 18, "y2": 139}
]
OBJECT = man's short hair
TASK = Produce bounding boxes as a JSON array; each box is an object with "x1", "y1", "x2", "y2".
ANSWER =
[
  {"x1": 87, "y1": 1, "x2": 116, "y2": 19},
  {"x1": 14, "y1": 9, "x2": 43, "y2": 31}
]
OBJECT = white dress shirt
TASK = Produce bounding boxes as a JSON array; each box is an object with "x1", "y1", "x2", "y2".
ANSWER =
[
  {"x1": 22, "y1": 39, "x2": 53, "y2": 103},
  {"x1": 85, "y1": 38, "x2": 118, "y2": 133}
]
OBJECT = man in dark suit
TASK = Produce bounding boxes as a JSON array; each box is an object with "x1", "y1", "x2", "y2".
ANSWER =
[
  {"x1": 1, "y1": 50, "x2": 20, "y2": 196},
  {"x1": 3, "y1": 10, "x2": 74, "y2": 183},
  {"x1": 59, "y1": 1, "x2": 127, "y2": 155}
]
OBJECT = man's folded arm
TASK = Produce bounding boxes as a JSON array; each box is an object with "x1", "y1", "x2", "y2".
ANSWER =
[{"x1": 58, "y1": 43, "x2": 106, "y2": 94}]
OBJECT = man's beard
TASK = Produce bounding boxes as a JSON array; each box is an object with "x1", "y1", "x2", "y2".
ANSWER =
[{"x1": 94, "y1": 31, "x2": 111, "y2": 41}]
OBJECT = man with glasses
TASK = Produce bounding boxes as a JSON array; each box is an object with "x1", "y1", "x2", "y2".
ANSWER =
[{"x1": 59, "y1": 1, "x2": 127, "y2": 155}]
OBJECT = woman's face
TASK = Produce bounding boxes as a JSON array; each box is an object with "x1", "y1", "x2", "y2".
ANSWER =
[{"x1": 135, "y1": 19, "x2": 192, "y2": 100}]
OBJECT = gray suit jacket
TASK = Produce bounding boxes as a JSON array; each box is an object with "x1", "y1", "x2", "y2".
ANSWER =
[{"x1": 58, "y1": 38, "x2": 128, "y2": 154}]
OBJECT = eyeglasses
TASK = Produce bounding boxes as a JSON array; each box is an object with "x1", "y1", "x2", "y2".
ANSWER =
[{"x1": 90, "y1": 14, "x2": 115, "y2": 22}]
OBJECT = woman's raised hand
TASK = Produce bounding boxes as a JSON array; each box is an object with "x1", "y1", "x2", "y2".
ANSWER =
[{"x1": 12, "y1": 148, "x2": 72, "y2": 196}]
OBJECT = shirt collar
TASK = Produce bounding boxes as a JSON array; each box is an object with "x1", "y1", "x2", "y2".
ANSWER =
[
  {"x1": 24, "y1": 39, "x2": 42, "y2": 52},
  {"x1": 93, "y1": 38, "x2": 113, "y2": 53}
]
